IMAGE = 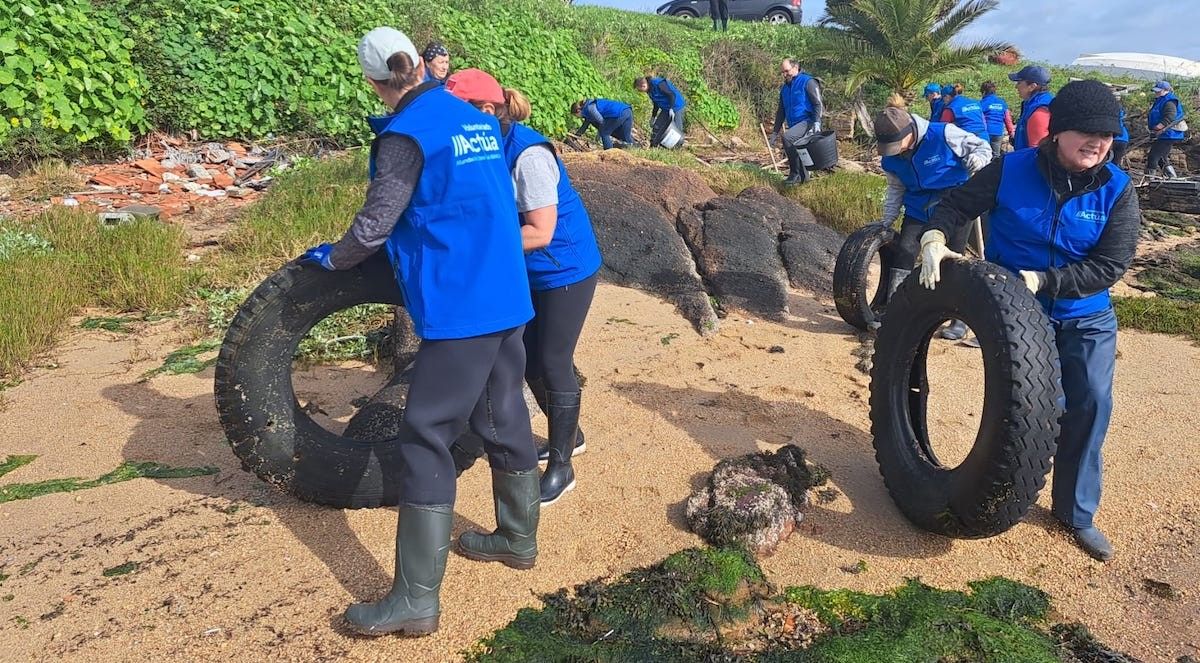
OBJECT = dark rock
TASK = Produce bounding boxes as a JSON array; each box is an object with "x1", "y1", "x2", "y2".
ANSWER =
[
  {"x1": 564, "y1": 150, "x2": 716, "y2": 219},
  {"x1": 679, "y1": 197, "x2": 791, "y2": 319},
  {"x1": 573, "y1": 178, "x2": 719, "y2": 335},
  {"x1": 768, "y1": 346, "x2": 785, "y2": 354},
  {"x1": 729, "y1": 187, "x2": 844, "y2": 295}
]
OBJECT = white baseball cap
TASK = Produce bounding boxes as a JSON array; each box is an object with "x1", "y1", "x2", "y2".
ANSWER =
[{"x1": 357, "y1": 27, "x2": 419, "y2": 81}]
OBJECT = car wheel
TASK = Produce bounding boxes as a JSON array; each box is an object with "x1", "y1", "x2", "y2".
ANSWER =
[
  {"x1": 764, "y1": 9, "x2": 792, "y2": 24},
  {"x1": 672, "y1": 9, "x2": 697, "y2": 18}
]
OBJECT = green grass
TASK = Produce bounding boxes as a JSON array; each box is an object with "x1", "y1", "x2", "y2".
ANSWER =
[
  {"x1": 213, "y1": 152, "x2": 368, "y2": 286},
  {"x1": 140, "y1": 340, "x2": 221, "y2": 380},
  {"x1": 0, "y1": 460, "x2": 218, "y2": 504},
  {"x1": 0, "y1": 209, "x2": 194, "y2": 377},
  {"x1": 0, "y1": 455, "x2": 38, "y2": 479},
  {"x1": 789, "y1": 171, "x2": 888, "y2": 234},
  {"x1": 1114, "y1": 296, "x2": 1200, "y2": 342},
  {"x1": 102, "y1": 562, "x2": 139, "y2": 577}
]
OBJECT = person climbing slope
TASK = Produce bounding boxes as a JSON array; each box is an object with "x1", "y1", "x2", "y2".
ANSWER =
[
  {"x1": 446, "y1": 70, "x2": 603, "y2": 507},
  {"x1": 635, "y1": 74, "x2": 686, "y2": 148},
  {"x1": 917, "y1": 80, "x2": 1140, "y2": 562},
  {"x1": 770, "y1": 57, "x2": 824, "y2": 186},
  {"x1": 1145, "y1": 80, "x2": 1187, "y2": 178},
  {"x1": 874, "y1": 105, "x2": 992, "y2": 340},
  {"x1": 571, "y1": 97, "x2": 635, "y2": 150},
  {"x1": 300, "y1": 26, "x2": 539, "y2": 637}
]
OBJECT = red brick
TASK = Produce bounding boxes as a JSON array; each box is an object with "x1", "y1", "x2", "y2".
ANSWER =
[
  {"x1": 132, "y1": 159, "x2": 166, "y2": 177},
  {"x1": 211, "y1": 171, "x2": 235, "y2": 188}
]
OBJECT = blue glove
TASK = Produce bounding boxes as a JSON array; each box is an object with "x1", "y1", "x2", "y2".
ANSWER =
[{"x1": 300, "y1": 243, "x2": 336, "y2": 270}]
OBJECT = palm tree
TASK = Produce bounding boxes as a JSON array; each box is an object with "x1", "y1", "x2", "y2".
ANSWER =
[{"x1": 813, "y1": 0, "x2": 1012, "y2": 98}]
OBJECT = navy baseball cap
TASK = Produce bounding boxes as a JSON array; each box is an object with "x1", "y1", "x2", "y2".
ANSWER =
[{"x1": 1008, "y1": 66, "x2": 1051, "y2": 86}]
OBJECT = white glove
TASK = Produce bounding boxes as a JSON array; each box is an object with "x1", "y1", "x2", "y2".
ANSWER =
[
  {"x1": 1019, "y1": 270, "x2": 1046, "y2": 294},
  {"x1": 917, "y1": 230, "x2": 963, "y2": 290},
  {"x1": 812, "y1": 121, "x2": 821, "y2": 133}
]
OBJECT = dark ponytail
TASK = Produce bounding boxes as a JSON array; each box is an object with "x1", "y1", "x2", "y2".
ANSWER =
[
  {"x1": 981, "y1": 80, "x2": 997, "y2": 96},
  {"x1": 382, "y1": 51, "x2": 421, "y2": 91}
]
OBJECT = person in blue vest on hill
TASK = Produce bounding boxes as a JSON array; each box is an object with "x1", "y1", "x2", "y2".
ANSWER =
[
  {"x1": 445, "y1": 69, "x2": 603, "y2": 507},
  {"x1": 571, "y1": 97, "x2": 635, "y2": 149},
  {"x1": 938, "y1": 83, "x2": 990, "y2": 141},
  {"x1": 873, "y1": 105, "x2": 991, "y2": 339},
  {"x1": 918, "y1": 80, "x2": 1141, "y2": 562},
  {"x1": 301, "y1": 27, "x2": 538, "y2": 637},
  {"x1": 979, "y1": 81, "x2": 1015, "y2": 157},
  {"x1": 770, "y1": 57, "x2": 825, "y2": 185},
  {"x1": 923, "y1": 83, "x2": 944, "y2": 122},
  {"x1": 1010, "y1": 65, "x2": 1053, "y2": 150},
  {"x1": 1111, "y1": 91, "x2": 1130, "y2": 167},
  {"x1": 1146, "y1": 80, "x2": 1187, "y2": 178},
  {"x1": 421, "y1": 42, "x2": 450, "y2": 85},
  {"x1": 635, "y1": 74, "x2": 686, "y2": 148}
]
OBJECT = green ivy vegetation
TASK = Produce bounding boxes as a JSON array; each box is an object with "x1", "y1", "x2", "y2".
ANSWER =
[{"x1": 0, "y1": 0, "x2": 147, "y2": 146}]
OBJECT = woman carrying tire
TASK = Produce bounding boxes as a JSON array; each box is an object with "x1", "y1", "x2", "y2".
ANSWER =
[
  {"x1": 571, "y1": 98, "x2": 635, "y2": 150},
  {"x1": 300, "y1": 28, "x2": 539, "y2": 636},
  {"x1": 445, "y1": 69, "x2": 603, "y2": 507},
  {"x1": 873, "y1": 105, "x2": 992, "y2": 340},
  {"x1": 917, "y1": 80, "x2": 1142, "y2": 562}
]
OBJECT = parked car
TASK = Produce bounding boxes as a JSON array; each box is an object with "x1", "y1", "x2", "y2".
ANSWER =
[{"x1": 655, "y1": 0, "x2": 803, "y2": 25}]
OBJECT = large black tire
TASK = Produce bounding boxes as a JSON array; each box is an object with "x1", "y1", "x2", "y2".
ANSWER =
[
  {"x1": 833, "y1": 224, "x2": 895, "y2": 331},
  {"x1": 214, "y1": 254, "x2": 406, "y2": 509},
  {"x1": 869, "y1": 259, "x2": 1062, "y2": 538}
]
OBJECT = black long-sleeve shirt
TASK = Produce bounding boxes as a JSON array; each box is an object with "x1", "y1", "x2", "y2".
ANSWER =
[
  {"x1": 772, "y1": 76, "x2": 824, "y2": 134},
  {"x1": 924, "y1": 148, "x2": 1141, "y2": 300}
]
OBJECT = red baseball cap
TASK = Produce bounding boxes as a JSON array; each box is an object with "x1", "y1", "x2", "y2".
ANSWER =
[{"x1": 445, "y1": 68, "x2": 505, "y2": 105}]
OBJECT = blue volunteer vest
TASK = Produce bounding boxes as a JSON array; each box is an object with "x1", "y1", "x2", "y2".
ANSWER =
[
  {"x1": 780, "y1": 72, "x2": 816, "y2": 126},
  {"x1": 880, "y1": 122, "x2": 970, "y2": 223},
  {"x1": 503, "y1": 123, "x2": 603, "y2": 291},
  {"x1": 423, "y1": 70, "x2": 446, "y2": 86},
  {"x1": 981, "y1": 93, "x2": 1009, "y2": 139},
  {"x1": 1148, "y1": 93, "x2": 1186, "y2": 141},
  {"x1": 588, "y1": 98, "x2": 631, "y2": 119},
  {"x1": 929, "y1": 98, "x2": 944, "y2": 122},
  {"x1": 648, "y1": 77, "x2": 686, "y2": 112},
  {"x1": 1115, "y1": 107, "x2": 1129, "y2": 143},
  {"x1": 945, "y1": 96, "x2": 990, "y2": 140},
  {"x1": 366, "y1": 89, "x2": 533, "y2": 340},
  {"x1": 987, "y1": 149, "x2": 1131, "y2": 321},
  {"x1": 1015, "y1": 90, "x2": 1053, "y2": 150}
]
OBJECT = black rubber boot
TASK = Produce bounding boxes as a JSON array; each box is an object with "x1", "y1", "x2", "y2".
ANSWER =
[
  {"x1": 531, "y1": 378, "x2": 586, "y2": 463},
  {"x1": 457, "y1": 469, "x2": 539, "y2": 569},
  {"x1": 940, "y1": 319, "x2": 968, "y2": 340},
  {"x1": 344, "y1": 504, "x2": 452, "y2": 636},
  {"x1": 783, "y1": 149, "x2": 803, "y2": 186},
  {"x1": 539, "y1": 390, "x2": 580, "y2": 505}
]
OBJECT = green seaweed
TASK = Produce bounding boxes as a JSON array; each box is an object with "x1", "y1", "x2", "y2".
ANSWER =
[
  {"x1": 0, "y1": 454, "x2": 37, "y2": 479},
  {"x1": 102, "y1": 562, "x2": 139, "y2": 577},
  {"x1": 467, "y1": 547, "x2": 1134, "y2": 663},
  {"x1": 140, "y1": 340, "x2": 221, "y2": 380},
  {"x1": 0, "y1": 461, "x2": 218, "y2": 504},
  {"x1": 80, "y1": 313, "x2": 173, "y2": 333}
]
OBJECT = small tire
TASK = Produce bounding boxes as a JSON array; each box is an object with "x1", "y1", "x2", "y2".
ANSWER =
[
  {"x1": 869, "y1": 259, "x2": 1063, "y2": 538},
  {"x1": 833, "y1": 224, "x2": 896, "y2": 331},
  {"x1": 214, "y1": 253, "x2": 406, "y2": 509}
]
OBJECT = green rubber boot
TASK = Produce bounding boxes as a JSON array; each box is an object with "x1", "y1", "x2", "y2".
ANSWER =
[
  {"x1": 343, "y1": 504, "x2": 452, "y2": 636},
  {"x1": 457, "y1": 468, "x2": 540, "y2": 570}
]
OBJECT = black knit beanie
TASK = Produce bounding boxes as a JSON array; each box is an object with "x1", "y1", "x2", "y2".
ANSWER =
[{"x1": 1048, "y1": 80, "x2": 1123, "y2": 136}]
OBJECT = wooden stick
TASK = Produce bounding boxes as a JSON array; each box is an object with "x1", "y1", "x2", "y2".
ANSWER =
[
  {"x1": 972, "y1": 217, "x2": 985, "y2": 260},
  {"x1": 760, "y1": 123, "x2": 781, "y2": 174}
]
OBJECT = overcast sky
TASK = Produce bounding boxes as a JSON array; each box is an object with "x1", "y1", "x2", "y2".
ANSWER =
[{"x1": 577, "y1": 0, "x2": 1200, "y2": 65}]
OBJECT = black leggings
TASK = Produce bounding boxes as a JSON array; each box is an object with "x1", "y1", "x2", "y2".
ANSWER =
[
  {"x1": 712, "y1": 0, "x2": 729, "y2": 29},
  {"x1": 1146, "y1": 139, "x2": 1177, "y2": 175},
  {"x1": 399, "y1": 326, "x2": 536, "y2": 504},
  {"x1": 524, "y1": 273, "x2": 598, "y2": 392},
  {"x1": 893, "y1": 215, "x2": 971, "y2": 270}
]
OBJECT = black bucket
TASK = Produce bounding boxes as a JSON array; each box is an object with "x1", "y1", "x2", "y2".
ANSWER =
[{"x1": 798, "y1": 130, "x2": 839, "y2": 171}]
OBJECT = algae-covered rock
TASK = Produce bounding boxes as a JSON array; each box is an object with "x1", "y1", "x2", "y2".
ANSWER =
[{"x1": 685, "y1": 445, "x2": 828, "y2": 556}]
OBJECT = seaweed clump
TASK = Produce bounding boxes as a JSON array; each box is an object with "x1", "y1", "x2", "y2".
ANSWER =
[{"x1": 685, "y1": 445, "x2": 829, "y2": 555}]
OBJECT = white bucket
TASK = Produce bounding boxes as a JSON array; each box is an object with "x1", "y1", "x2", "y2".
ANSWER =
[{"x1": 660, "y1": 120, "x2": 683, "y2": 149}]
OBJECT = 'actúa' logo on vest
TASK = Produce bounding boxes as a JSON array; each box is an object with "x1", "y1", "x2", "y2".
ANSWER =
[
  {"x1": 1075, "y1": 210, "x2": 1106, "y2": 222},
  {"x1": 452, "y1": 124, "x2": 501, "y2": 158},
  {"x1": 923, "y1": 154, "x2": 943, "y2": 167}
]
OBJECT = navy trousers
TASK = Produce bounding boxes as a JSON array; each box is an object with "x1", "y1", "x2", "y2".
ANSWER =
[
  {"x1": 1050, "y1": 307, "x2": 1118, "y2": 529},
  {"x1": 598, "y1": 110, "x2": 634, "y2": 149}
]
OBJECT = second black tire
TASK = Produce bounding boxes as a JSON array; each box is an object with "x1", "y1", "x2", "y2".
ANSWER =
[
  {"x1": 833, "y1": 223, "x2": 895, "y2": 330},
  {"x1": 869, "y1": 259, "x2": 1063, "y2": 538},
  {"x1": 214, "y1": 253, "x2": 406, "y2": 509}
]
